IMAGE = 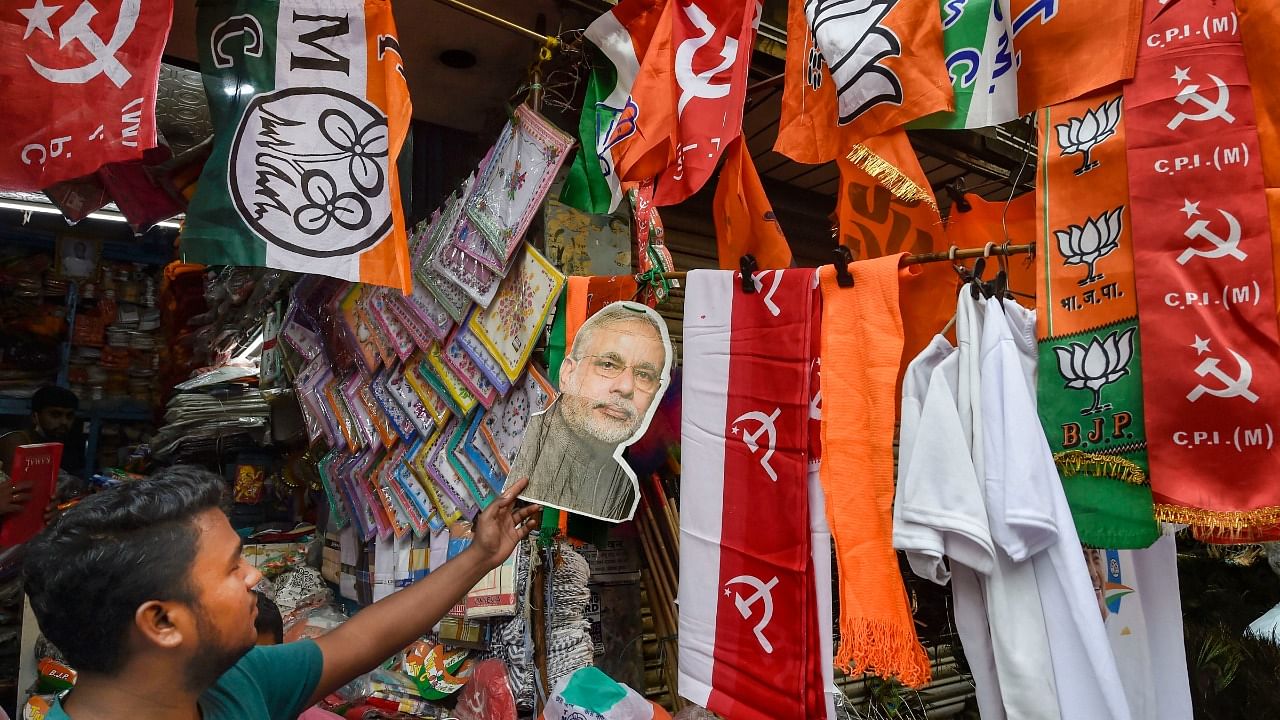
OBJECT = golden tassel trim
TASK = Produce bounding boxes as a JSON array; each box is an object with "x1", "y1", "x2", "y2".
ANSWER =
[
  {"x1": 1053, "y1": 450, "x2": 1148, "y2": 486},
  {"x1": 1153, "y1": 503, "x2": 1280, "y2": 537},
  {"x1": 846, "y1": 145, "x2": 938, "y2": 212}
]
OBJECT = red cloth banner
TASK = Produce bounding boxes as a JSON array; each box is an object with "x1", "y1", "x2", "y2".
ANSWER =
[
  {"x1": 616, "y1": 0, "x2": 758, "y2": 206},
  {"x1": 679, "y1": 268, "x2": 825, "y2": 719},
  {"x1": 1125, "y1": 0, "x2": 1280, "y2": 538},
  {"x1": 0, "y1": 0, "x2": 171, "y2": 190}
]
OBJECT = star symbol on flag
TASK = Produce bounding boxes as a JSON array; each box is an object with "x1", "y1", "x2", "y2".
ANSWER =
[
  {"x1": 724, "y1": 588, "x2": 733, "y2": 598},
  {"x1": 1180, "y1": 199, "x2": 1201, "y2": 218},
  {"x1": 731, "y1": 426, "x2": 740, "y2": 435},
  {"x1": 1191, "y1": 335, "x2": 1211, "y2": 355},
  {"x1": 18, "y1": 0, "x2": 61, "y2": 40},
  {"x1": 1172, "y1": 66, "x2": 1191, "y2": 84}
]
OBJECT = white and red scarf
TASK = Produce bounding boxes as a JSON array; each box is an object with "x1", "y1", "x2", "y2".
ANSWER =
[{"x1": 679, "y1": 268, "x2": 828, "y2": 719}]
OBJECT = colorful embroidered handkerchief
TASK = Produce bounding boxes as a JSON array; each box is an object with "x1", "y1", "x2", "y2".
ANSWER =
[
  {"x1": 466, "y1": 106, "x2": 574, "y2": 262},
  {"x1": 426, "y1": 419, "x2": 481, "y2": 519},
  {"x1": 385, "y1": 367, "x2": 437, "y2": 440},
  {"x1": 427, "y1": 345, "x2": 480, "y2": 416},
  {"x1": 434, "y1": 218, "x2": 509, "y2": 307},
  {"x1": 448, "y1": 417, "x2": 493, "y2": 510},
  {"x1": 370, "y1": 369, "x2": 417, "y2": 443},
  {"x1": 337, "y1": 285, "x2": 383, "y2": 374},
  {"x1": 368, "y1": 288, "x2": 417, "y2": 362},
  {"x1": 457, "y1": 322, "x2": 512, "y2": 394},
  {"x1": 468, "y1": 244, "x2": 565, "y2": 382},
  {"x1": 415, "y1": 188, "x2": 474, "y2": 323},
  {"x1": 443, "y1": 333, "x2": 499, "y2": 408},
  {"x1": 464, "y1": 410, "x2": 505, "y2": 493},
  {"x1": 482, "y1": 365, "x2": 556, "y2": 473}
]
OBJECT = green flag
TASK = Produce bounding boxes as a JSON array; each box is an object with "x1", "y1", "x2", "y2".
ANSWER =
[{"x1": 911, "y1": 0, "x2": 1018, "y2": 129}]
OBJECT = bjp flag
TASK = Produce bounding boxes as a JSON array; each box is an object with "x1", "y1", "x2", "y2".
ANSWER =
[
  {"x1": 774, "y1": 0, "x2": 844, "y2": 164},
  {"x1": 713, "y1": 137, "x2": 792, "y2": 269},
  {"x1": 560, "y1": 0, "x2": 668, "y2": 215},
  {"x1": 836, "y1": 129, "x2": 950, "y2": 380},
  {"x1": 182, "y1": 0, "x2": 413, "y2": 291},
  {"x1": 1011, "y1": 0, "x2": 1141, "y2": 113},
  {"x1": 804, "y1": 0, "x2": 951, "y2": 143}
]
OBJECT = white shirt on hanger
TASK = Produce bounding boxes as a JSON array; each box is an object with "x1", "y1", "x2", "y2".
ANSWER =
[
  {"x1": 980, "y1": 297, "x2": 1132, "y2": 720},
  {"x1": 895, "y1": 335, "x2": 1006, "y2": 719}
]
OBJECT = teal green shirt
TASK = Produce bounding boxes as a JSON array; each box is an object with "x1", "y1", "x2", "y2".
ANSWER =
[{"x1": 47, "y1": 640, "x2": 324, "y2": 720}]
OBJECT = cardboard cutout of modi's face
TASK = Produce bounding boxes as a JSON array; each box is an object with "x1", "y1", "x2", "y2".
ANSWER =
[{"x1": 512, "y1": 301, "x2": 673, "y2": 522}]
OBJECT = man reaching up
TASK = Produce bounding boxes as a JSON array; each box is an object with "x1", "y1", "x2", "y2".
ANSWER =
[{"x1": 23, "y1": 465, "x2": 540, "y2": 720}]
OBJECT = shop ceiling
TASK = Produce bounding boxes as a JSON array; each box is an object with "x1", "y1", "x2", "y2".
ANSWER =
[{"x1": 158, "y1": 0, "x2": 1034, "y2": 214}]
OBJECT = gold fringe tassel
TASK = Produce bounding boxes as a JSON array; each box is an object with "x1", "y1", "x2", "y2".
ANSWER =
[
  {"x1": 846, "y1": 145, "x2": 938, "y2": 212},
  {"x1": 1053, "y1": 450, "x2": 1148, "y2": 486},
  {"x1": 835, "y1": 617, "x2": 933, "y2": 690},
  {"x1": 1154, "y1": 503, "x2": 1280, "y2": 537}
]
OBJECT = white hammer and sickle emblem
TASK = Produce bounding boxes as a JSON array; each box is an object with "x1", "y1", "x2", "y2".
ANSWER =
[
  {"x1": 751, "y1": 270, "x2": 783, "y2": 316},
  {"x1": 674, "y1": 1, "x2": 739, "y2": 116},
  {"x1": 733, "y1": 408, "x2": 781, "y2": 482},
  {"x1": 1177, "y1": 208, "x2": 1246, "y2": 265},
  {"x1": 27, "y1": 0, "x2": 140, "y2": 88},
  {"x1": 1187, "y1": 349, "x2": 1258, "y2": 404},
  {"x1": 724, "y1": 575, "x2": 778, "y2": 653},
  {"x1": 1167, "y1": 69, "x2": 1235, "y2": 130}
]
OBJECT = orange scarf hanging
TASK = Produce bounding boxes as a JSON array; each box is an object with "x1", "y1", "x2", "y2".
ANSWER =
[{"x1": 819, "y1": 254, "x2": 931, "y2": 687}]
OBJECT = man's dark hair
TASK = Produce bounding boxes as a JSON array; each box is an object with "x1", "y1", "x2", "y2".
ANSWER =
[
  {"x1": 23, "y1": 466, "x2": 227, "y2": 673},
  {"x1": 31, "y1": 385, "x2": 78, "y2": 413},
  {"x1": 254, "y1": 591, "x2": 284, "y2": 645}
]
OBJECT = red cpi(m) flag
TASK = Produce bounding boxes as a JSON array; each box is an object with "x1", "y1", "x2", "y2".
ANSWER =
[
  {"x1": 616, "y1": 0, "x2": 758, "y2": 206},
  {"x1": 0, "y1": 0, "x2": 171, "y2": 190}
]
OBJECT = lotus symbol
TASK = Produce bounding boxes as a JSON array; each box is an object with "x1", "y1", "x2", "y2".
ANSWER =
[
  {"x1": 1055, "y1": 206, "x2": 1123, "y2": 287},
  {"x1": 1055, "y1": 97, "x2": 1122, "y2": 175},
  {"x1": 1054, "y1": 327, "x2": 1136, "y2": 416}
]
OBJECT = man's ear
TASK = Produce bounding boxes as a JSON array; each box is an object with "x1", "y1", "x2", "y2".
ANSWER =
[
  {"x1": 135, "y1": 600, "x2": 189, "y2": 651},
  {"x1": 559, "y1": 356, "x2": 576, "y2": 383}
]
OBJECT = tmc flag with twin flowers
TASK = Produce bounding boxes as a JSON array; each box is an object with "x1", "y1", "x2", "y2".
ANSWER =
[{"x1": 182, "y1": 0, "x2": 413, "y2": 291}]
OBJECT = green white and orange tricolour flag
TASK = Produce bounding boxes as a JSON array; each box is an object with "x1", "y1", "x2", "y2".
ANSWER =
[
  {"x1": 181, "y1": 0, "x2": 413, "y2": 291},
  {"x1": 560, "y1": 0, "x2": 667, "y2": 215},
  {"x1": 911, "y1": 0, "x2": 1018, "y2": 129}
]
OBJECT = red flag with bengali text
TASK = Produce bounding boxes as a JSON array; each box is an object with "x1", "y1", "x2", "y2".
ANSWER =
[{"x1": 0, "y1": 0, "x2": 171, "y2": 190}]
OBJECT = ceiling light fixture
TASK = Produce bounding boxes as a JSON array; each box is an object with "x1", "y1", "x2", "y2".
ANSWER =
[{"x1": 0, "y1": 199, "x2": 182, "y2": 230}]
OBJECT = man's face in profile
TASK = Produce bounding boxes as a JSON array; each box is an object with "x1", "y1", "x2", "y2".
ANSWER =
[{"x1": 559, "y1": 318, "x2": 665, "y2": 446}]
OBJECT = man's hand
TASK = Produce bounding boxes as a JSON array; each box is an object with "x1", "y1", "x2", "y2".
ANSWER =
[
  {"x1": 467, "y1": 477, "x2": 542, "y2": 570},
  {"x1": 310, "y1": 477, "x2": 542, "y2": 706},
  {"x1": 0, "y1": 471, "x2": 32, "y2": 516}
]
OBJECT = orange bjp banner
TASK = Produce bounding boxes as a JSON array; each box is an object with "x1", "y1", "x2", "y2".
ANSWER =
[
  {"x1": 800, "y1": 0, "x2": 952, "y2": 147},
  {"x1": 774, "y1": 0, "x2": 844, "y2": 164},
  {"x1": 1011, "y1": 0, "x2": 1142, "y2": 113}
]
